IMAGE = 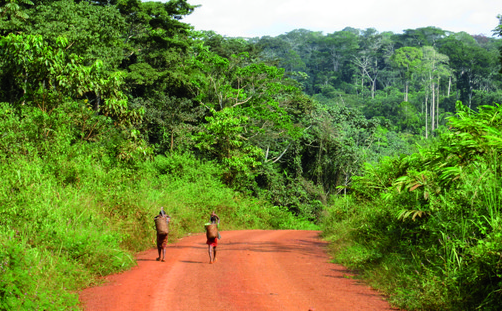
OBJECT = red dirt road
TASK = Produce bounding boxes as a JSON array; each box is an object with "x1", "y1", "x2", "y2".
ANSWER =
[{"x1": 80, "y1": 230, "x2": 398, "y2": 311}]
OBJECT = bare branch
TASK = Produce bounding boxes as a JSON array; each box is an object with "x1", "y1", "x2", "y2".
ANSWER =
[
  {"x1": 271, "y1": 144, "x2": 290, "y2": 164},
  {"x1": 232, "y1": 96, "x2": 253, "y2": 107}
]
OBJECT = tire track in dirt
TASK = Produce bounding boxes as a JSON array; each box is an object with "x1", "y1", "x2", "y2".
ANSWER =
[{"x1": 80, "y1": 230, "x2": 399, "y2": 311}]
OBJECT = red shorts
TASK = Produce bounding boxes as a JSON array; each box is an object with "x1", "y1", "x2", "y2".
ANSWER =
[
  {"x1": 157, "y1": 233, "x2": 168, "y2": 249},
  {"x1": 206, "y1": 238, "x2": 218, "y2": 247}
]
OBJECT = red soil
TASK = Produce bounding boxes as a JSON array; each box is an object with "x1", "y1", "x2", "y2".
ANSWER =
[{"x1": 79, "y1": 230, "x2": 399, "y2": 311}]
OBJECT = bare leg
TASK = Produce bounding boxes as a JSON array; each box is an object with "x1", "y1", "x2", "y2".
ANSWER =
[
  {"x1": 213, "y1": 247, "x2": 217, "y2": 262},
  {"x1": 161, "y1": 248, "x2": 166, "y2": 261},
  {"x1": 208, "y1": 245, "x2": 213, "y2": 263},
  {"x1": 156, "y1": 248, "x2": 161, "y2": 261}
]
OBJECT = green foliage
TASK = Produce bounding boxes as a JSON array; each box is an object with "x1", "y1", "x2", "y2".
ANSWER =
[
  {"x1": 254, "y1": 163, "x2": 326, "y2": 221},
  {"x1": 258, "y1": 27, "x2": 502, "y2": 134},
  {"x1": 134, "y1": 93, "x2": 204, "y2": 153},
  {"x1": 24, "y1": 0, "x2": 127, "y2": 67},
  {"x1": 0, "y1": 33, "x2": 144, "y2": 127},
  {"x1": 390, "y1": 47, "x2": 423, "y2": 77},
  {"x1": 298, "y1": 103, "x2": 381, "y2": 192},
  {"x1": 3, "y1": 2, "x2": 500, "y2": 309},
  {"x1": 193, "y1": 107, "x2": 263, "y2": 184},
  {"x1": 0, "y1": 232, "x2": 81, "y2": 310},
  {"x1": 322, "y1": 101, "x2": 502, "y2": 310}
]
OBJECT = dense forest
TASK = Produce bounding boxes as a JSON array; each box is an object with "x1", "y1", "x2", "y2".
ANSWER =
[
  {"x1": 255, "y1": 27, "x2": 502, "y2": 132},
  {"x1": 1, "y1": 0, "x2": 502, "y2": 309}
]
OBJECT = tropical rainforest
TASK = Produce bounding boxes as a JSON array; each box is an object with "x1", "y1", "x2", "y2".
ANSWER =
[{"x1": 1, "y1": 0, "x2": 502, "y2": 309}]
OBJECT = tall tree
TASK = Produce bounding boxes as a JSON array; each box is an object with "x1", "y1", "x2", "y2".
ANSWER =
[
  {"x1": 390, "y1": 47, "x2": 423, "y2": 101},
  {"x1": 24, "y1": 0, "x2": 126, "y2": 67},
  {"x1": 417, "y1": 46, "x2": 450, "y2": 136},
  {"x1": 438, "y1": 32, "x2": 494, "y2": 109},
  {"x1": 395, "y1": 26, "x2": 447, "y2": 48},
  {"x1": 190, "y1": 48, "x2": 311, "y2": 183},
  {"x1": 353, "y1": 28, "x2": 383, "y2": 98}
]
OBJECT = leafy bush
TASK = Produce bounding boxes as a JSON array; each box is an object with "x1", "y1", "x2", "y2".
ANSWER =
[
  {"x1": 321, "y1": 102, "x2": 502, "y2": 310},
  {"x1": 0, "y1": 231, "x2": 81, "y2": 310}
]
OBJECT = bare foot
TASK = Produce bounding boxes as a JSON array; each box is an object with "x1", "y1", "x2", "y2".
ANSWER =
[{"x1": 156, "y1": 257, "x2": 160, "y2": 261}]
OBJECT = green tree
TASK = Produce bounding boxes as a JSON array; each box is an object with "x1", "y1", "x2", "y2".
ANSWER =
[
  {"x1": 0, "y1": 0, "x2": 33, "y2": 35},
  {"x1": 134, "y1": 93, "x2": 204, "y2": 153},
  {"x1": 193, "y1": 107, "x2": 263, "y2": 184},
  {"x1": 394, "y1": 26, "x2": 447, "y2": 48},
  {"x1": 0, "y1": 33, "x2": 143, "y2": 126},
  {"x1": 496, "y1": 15, "x2": 502, "y2": 69},
  {"x1": 416, "y1": 46, "x2": 451, "y2": 137},
  {"x1": 296, "y1": 103, "x2": 380, "y2": 195},
  {"x1": 390, "y1": 47, "x2": 423, "y2": 101},
  {"x1": 117, "y1": 0, "x2": 197, "y2": 98},
  {"x1": 438, "y1": 32, "x2": 496, "y2": 109},
  {"x1": 397, "y1": 101, "x2": 421, "y2": 133},
  {"x1": 24, "y1": 0, "x2": 127, "y2": 68}
]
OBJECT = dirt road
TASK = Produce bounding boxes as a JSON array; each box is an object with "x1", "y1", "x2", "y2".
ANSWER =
[{"x1": 80, "y1": 230, "x2": 398, "y2": 311}]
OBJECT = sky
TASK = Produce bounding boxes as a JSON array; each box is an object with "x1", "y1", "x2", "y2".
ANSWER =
[{"x1": 181, "y1": 0, "x2": 501, "y2": 38}]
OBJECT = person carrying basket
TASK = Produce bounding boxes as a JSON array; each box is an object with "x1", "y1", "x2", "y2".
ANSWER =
[
  {"x1": 205, "y1": 211, "x2": 220, "y2": 264},
  {"x1": 154, "y1": 207, "x2": 171, "y2": 262}
]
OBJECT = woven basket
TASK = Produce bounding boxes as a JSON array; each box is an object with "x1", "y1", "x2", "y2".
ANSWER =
[
  {"x1": 205, "y1": 224, "x2": 218, "y2": 239},
  {"x1": 155, "y1": 217, "x2": 169, "y2": 235}
]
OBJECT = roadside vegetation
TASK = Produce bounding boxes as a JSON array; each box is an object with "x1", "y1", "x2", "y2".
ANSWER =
[
  {"x1": 321, "y1": 102, "x2": 502, "y2": 310},
  {"x1": 1, "y1": 139, "x2": 314, "y2": 309},
  {"x1": 1, "y1": 0, "x2": 502, "y2": 309}
]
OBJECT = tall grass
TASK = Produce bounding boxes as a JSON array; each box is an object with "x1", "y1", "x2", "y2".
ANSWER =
[
  {"x1": 0, "y1": 101, "x2": 317, "y2": 310},
  {"x1": 0, "y1": 149, "x2": 316, "y2": 310}
]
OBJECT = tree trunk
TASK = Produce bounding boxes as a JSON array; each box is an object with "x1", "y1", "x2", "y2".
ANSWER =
[
  {"x1": 436, "y1": 81, "x2": 440, "y2": 129},
  {"x1": 405, "y1": 81, "x2": 408, "y2": 102},
  {"x1": 425, "y1": 93, "x2": 428, "y2": 139},
  {"x1": 448, "y1": 76, "x2": 451, "y2": 97},
  {"x1": 431, "y1": 82, "x2": 435, "y2": 132},
  {"x1": 170, "y1": 131, "x2": 174, "y2": 151}
]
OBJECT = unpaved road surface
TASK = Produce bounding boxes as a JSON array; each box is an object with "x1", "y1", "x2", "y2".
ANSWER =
[{"x1": 80, "y1": 230, "x2": 398, "y2": 311}]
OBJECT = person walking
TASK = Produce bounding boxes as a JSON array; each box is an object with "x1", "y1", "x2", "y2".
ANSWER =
[
  {"x1": 206, "y1": 211, "x2": 220, "y2": 264},
  {"x1": 154, "y1": 207, "x2": 171, "y2": 262}
]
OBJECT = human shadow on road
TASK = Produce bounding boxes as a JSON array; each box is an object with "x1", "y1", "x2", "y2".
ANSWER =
[
  {"x1": 168, "y1": 244, "x2": 206, "y2": 250},
  {"x1": 324, "y1": 266, "x2": 354, "y2": 277},
  {"x1": 217, "y1": 240, "x2": 328, "y2": 257},
  {"x1": 165, "y1": 241, "x2": 325, "y2": 258}
]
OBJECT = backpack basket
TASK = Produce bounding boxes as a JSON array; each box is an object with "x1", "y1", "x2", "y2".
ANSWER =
[
  {"x1": 205, "y1": 223, "x2": 218, "y2": 239},
  {"x1": 155, "y1": 217, "x2": 169, "y2": 235}
]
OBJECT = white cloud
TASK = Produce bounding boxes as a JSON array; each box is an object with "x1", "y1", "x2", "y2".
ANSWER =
[{"x1": 182, "y1": 0, "x2": 501, "y2": 37}]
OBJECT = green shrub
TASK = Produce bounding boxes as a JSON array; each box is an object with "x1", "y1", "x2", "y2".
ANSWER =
[
  {"x1": 0, "y1": 231, "x2": 80, "y2": 310},
  {"x1": 321, "y1": 103, "x2": 502, "y2": 310},
  {"x1": 0, "y1": 102, "x2": 318, "y2": 310}
]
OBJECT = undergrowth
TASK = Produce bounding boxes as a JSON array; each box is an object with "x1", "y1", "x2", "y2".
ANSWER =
[
  {"x1": 0, "y1": 152, "x2": 315, "y2": 310},
  {"x1": 320, "y1": 103, "x2": 502, "y2": 311}
]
